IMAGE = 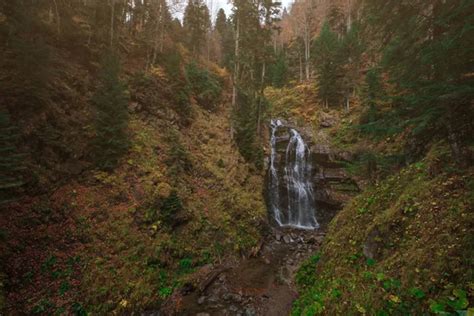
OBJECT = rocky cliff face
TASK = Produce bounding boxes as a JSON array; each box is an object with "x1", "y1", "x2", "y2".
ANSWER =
[{"x1": 265, "y1": 120, "x2": 358, "y2": 229}]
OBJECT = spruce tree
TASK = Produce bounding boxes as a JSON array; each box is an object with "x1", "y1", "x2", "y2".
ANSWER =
[
  {"x1": 339, "y1": 22, "x2": 364, "y2": 111},
  {"x1": 215, "y1": 8, "x2": 234, "y2": 69},
  {"x1": 93, "y1": 54, "x2": 130, "y2": 171},
  {"x1": 215, "y1": 9, "x2": 227, "y2": 36},
  {"x1": 183, "y1": 0, "x2": 211, "y2": 56},
  {"x1": 268, "y1": 52, "x2": 288, "y2": 88},
  {"x1": 363, "y1": 0, "x2": 474, "y2": 144},
  {"x1": 313, "y1": 22, "x2": 342, "y2": 107},
  {"x1": 0, "y1": 109, "x2": 24, "y2": 204},
  {"x1": 359, "y1": 68, "x2": 385, "y2": 135}
]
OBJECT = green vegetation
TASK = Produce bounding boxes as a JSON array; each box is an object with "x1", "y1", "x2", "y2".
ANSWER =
[
  {"x1": 292, "y1": 144, "x2": 474, "y2": 315},
  {"x1": 0, "y1": 109, "x2": 24, "y2": 203},
  {"x1": 185, "y1": 62, "x2": 222, "y2": 110},
  {"x1": 313, "y1": 22, "x2": 343, "y2": 107},
  {"x1": 233, "y1": 89, "x2": 267, "y2": 169},
  {"x1": 1, "y1": 0, "x2": 472, "y2": 314},
  {"x1": 93, "y1": 54, "x2": 130, "y2": 171}
]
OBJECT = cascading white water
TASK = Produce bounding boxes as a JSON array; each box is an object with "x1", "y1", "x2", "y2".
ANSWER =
[
  {"x1": 269, "y1": 119, "x2": 283, "y2": 226},
  {"x1": 268, "y1": 120, "x2": 319, "y2": 229}
]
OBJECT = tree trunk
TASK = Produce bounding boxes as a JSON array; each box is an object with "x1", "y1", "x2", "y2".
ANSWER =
[
  {"x1": 151, "y1": 1, "x2": 163, "y2": 66},
  {"x1": 110, "y1": 0, "x2": 115, "y2": 48},
  {"x1": 232, "y1": 19, "x2": 240, "y2": 108},
  {"x1": 299, "y1": 54, "x2": 303, "y2": 82},
  {"x1": 257, "y1": 62, "x2": 266, "y2": 136},
  {"x1": 52, "y1": 0, "x2": 61, "y2": 39}
]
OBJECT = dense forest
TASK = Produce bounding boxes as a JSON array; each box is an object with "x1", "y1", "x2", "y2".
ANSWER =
[{"x1": 0, "y1": 0, "x2": 473, "y2": 315}]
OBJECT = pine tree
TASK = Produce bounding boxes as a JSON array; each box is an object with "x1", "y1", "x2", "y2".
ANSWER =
[
  {"x1": 339, "y1": 22, "x2": 364, "y2": 111},
  {"x1": 233, "y1": 90, "x2": 263, "y2": 168},
  {"x1": 93, "y1": 54, "x2": 130, "y2": 171},
  {"x1": 0, "y1": 109, "x2": 25, "y2": 204},
  {"x1": 215, "y1": 8, "x2": 227, "y2": 36},
  {"x1": 215, "y1": 8, "x2": 234, "y2": 68},
  {"x1": 268, "y1": 52, "x2": 288, "y2": 88},
  {"x1": 183, "y1": 0, "x2": 211, "y2": 56},
  {"x1": 363, "y1": 0, "x2": 474, "y2": 149},
  {"x1": 359, "y1": 68, "x2": 385, "y2": 135},
  {"x1": 230, "y1": 0, "x2": 280, "y2": 167},
  {"x1": 313, "y1": 22, "x2": 343, "y2": 107}
]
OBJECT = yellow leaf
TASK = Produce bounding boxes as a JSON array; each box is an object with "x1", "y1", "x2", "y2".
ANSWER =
[
  {"x1": 355, "y1": 304, "x2": 366, "y2": 314},
  {"x1": 119, "y1": 299, "x2": 128, "y2": 307},
  {"x1": 389, "y1": 294, "x2": 401, "y2": 303}
]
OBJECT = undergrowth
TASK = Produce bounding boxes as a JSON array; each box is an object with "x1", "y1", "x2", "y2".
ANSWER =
[{"x1": 292, "y1": 143, "x2": 474, "y2": 315}]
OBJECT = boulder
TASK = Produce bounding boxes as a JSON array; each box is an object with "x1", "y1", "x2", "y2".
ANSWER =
[
  {"x1": 275, "y1": 232, "x2": 282, "y2": 241},
  {"x1": 283, "y1": 235, "x2": 292, "y2": 244}
]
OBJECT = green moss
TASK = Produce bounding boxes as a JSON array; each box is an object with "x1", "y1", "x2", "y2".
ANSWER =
[{"x1": 293, "y1": 144, "x2": 474, "y2": 314}]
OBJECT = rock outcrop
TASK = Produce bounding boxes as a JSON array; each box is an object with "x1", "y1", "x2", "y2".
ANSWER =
[{"x1": 266, "y1": 120, "x2": 358, "y2": 228}]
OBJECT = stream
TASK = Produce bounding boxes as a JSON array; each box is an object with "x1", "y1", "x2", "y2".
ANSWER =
[
  {"x1": 159, "y1": 228, "x2": 324, "y2": 316},
  {"x1": 158, "y1": 121, "x2": 332, "y2": 315}
]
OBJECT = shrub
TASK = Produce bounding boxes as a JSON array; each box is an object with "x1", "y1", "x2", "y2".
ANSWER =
[
  {"x1": 160, "y1": 190, "x2": 183, "y2": 226},
  {"x1": 165, "y1": 129, "x2": 192, "y2": 178},
  {"x1": 92, "y1": 53, "x2": 130, "y2": 170},
  {"x1": 0, "y1": 108, "x2": 25, "y2": 204},
  {"x1": 185, "y1": 62, "x2": 222, "y2": 110}
]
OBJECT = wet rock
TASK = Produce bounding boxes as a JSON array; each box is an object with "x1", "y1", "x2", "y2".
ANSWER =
[
  {"x1": 275, "y1": 232, "x2": 282, "y2": 241},
  {"x1": 196, "y1": 313, "x2": 210, "y2": 316},
  {"x1": 207, "y1": 295, "x2": 219, "y2": 303},
  {"x1": 244, "y1": 307, "x2": 256, "y2": 316},
  {"x1": 197, "y1": 296, "x2": 206, "y2": 305},
  {"x1": 315, "y1": 236, "x2": 324, "y2": 244},
  {"x1": 323, "y1": 168, "x2": 348, "y2": 181},
  {"x1": 141, "y1": 312, "x2": 160, "y2": 316},
  {"x1": 223, "y1": 293, "x2": 243, "y2": 303},
  {"x1": 229, "y1": 305, "x2": 239, "y2": 312},
  {"x1": 283, "y1": 235, "x2": 292, "y2": 244}
]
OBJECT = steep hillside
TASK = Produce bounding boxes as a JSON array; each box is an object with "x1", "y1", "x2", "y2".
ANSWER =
[
  {"x1": 265, "y1": 84, "x2": 474, "y2": 315},
  {"x1": 293, "y1": 145, "x2": 473, "y2": 314},
  {"x1": 1, "y1": 74, "x2": 266, "y2": 314},
  {"x1": 0, "y1": 20, "x2": 266, "y2": 315}
]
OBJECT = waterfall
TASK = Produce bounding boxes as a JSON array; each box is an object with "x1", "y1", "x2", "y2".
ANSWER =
[
  {"x1": 268, "y1": 120, "x2": 319, "y2": 229},
  {"x1": 269, "y1": 119, "x2": 283, "y2": 226}
]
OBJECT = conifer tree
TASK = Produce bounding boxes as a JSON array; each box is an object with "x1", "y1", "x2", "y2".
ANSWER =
[
  {"x1": 215, "y1": 9, "x2": 227, "y2": 36},
  {"x1": 268, "y1": 52, "x2": 288, "y2": 88},
  {"x1": 359, "y1": 68, "x2": 385, "y2": 135},
  {"x1": 0, "y1": 109, "x2": 24, "y2": 204},
  {"x1": 215, "y1": 8, "x2": 234, "y2": 68},
  {"x1": 183, "y1": 0, "x2": 211, "y2": 56},
  {"x1": 230, "y1": 0, "x2": 280, "y2": 167},
  {"x1": 363, "y1": 0, "x2": 474, "y2": 147},
  {"x1": 339, "y1": 22, "x2": 364, "y2": 111},
  {"x1": 313, "y1": 22, "x2": 342, "y2": 107},
  {"x1": 93, "y1": 54, "x2": 130, "y2": 171}
]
